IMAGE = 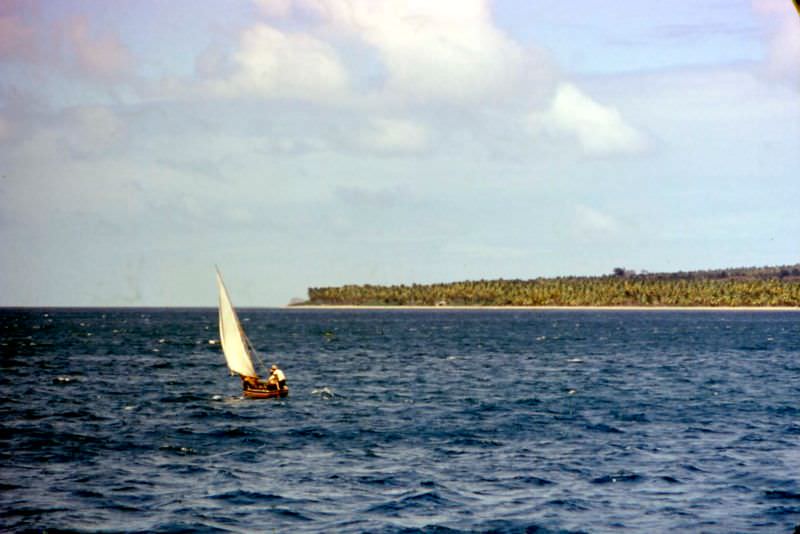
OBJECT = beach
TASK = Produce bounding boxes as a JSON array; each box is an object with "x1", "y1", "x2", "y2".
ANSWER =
[{"x1": 290, "y1": 304, "x2": 800, "y2": 311}]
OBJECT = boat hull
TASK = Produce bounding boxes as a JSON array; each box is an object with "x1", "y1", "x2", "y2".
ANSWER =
[{"x1": 243, "y1": 387, "x2": 289, "y2": 399}]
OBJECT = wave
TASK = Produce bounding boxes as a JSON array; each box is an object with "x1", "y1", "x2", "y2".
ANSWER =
[
  {"x1": 591, "y1": 471, "x2": 645, "y2": 485},
  {"x1": 4, "y1": 308, "x2": 800, "y2": 533}
]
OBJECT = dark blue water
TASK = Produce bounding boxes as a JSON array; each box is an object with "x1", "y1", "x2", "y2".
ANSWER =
[{"x1": 2, "y1": 309, "x2": 799, "y2": 533}]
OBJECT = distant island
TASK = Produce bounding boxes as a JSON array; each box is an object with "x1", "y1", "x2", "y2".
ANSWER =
[{"x1": 298, "y1": 264, "x2": 800, "y2": 307}]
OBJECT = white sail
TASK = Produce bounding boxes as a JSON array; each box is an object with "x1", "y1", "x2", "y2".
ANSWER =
[{"x1": 216, "y1": 270, "x2": 258, "y2": 378}]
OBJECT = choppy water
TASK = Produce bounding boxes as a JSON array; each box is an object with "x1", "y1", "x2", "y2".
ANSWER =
[{"x1": 1, "y1": 308, "x2": 799, "y2": 533}]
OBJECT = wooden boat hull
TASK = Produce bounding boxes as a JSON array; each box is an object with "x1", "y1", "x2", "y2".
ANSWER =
[{"x1": 243, "y1": 386, "x2": 289, "y2": 399}]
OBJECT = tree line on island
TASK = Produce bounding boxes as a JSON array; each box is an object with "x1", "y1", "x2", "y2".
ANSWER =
[{"x1": 300, "y1": 264, "x2": 800, "y2": 307}]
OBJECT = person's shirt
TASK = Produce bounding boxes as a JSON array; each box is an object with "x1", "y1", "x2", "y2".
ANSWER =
[{"x1": 273, "y1": 369, "x2": 286, "y2": 382}]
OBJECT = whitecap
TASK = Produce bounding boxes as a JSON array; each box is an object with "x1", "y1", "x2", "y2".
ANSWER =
[{"x1": 312, "y1": 387, "x2": 335, "y2": 399}]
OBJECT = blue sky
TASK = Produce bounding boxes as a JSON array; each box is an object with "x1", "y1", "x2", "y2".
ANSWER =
[{"x1": 1, "y1": 0, "x2": 798, "y2": 306}]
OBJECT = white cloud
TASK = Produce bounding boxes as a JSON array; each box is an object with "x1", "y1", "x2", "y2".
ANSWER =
[
  {"x1": 529, "y1": 83, "x2": 648, "y2": 156},
  {"x1": 0, "y1": 10, "x2": 37, "y2": 61},
  {"x1": 572, "y1": 204, "x2": 622, "y2": 237},
  {"x1": 0, "y1": 105, "x2": 129, "y2": 227},
  {"x1": 205, "y1": 23, "x2": 350, "y2": 101},
  {"x1": 62, "y1": 16, "x2": 133, "y2": 80},
  {"x1": 256, "y1": 0, "x2": 548, "y2": 104},
  {"x1": 20, "y1": 106, "x2": 128, "y2": 159},
  {"x1": 0, "y1": 8, "x2": 133, "y2": 82},
  {"x1": 355, "y1": 117, "x2": 430, "y2": 154},
  {"x1": 0, "y1": 115, "x2": 11, "y2": 142},
  {"x1": 752, "y1": 0, "x2": 800, "y2": 84},
  {"x1": 351, "y1": 0, "x2": 529, "y2": 103},
  {"x1": 255, "y1": 0, "x2": 294, "y2": 18},
  {"x1": 68, "y1": 106, "x2": 126, "y2": 154}
]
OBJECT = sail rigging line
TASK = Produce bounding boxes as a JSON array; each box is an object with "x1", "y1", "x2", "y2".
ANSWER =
[
  {"x1": 216, "y1": 267, "x2": 259, "y2": 378},
  {"x1": 242, "y1": 324, "x2": 271, "y2": 378}
]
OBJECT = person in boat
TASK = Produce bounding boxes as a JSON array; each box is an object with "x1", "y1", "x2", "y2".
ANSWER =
[
  {"x1": 266, "y1": 373, "x2": 279, "y2": 391},
  {"x1": 241, "y1": 375, "x2": 260, "y2": 390},
  {"x1": 269, "y1": 364, "x2": 287, "y2": 390}
]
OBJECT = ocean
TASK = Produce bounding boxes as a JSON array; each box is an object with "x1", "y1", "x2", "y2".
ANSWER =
[{"x1": 1, "y1": 308, "x2": 799, "y2": 533}]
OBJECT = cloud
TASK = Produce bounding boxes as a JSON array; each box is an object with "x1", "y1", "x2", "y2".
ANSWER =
[
  {"x1": 752, "y1": 0, "x2": 800, "y2": 84},
  {"x1": 255, "y1": 0, "x2": 295, "y2": 18},
  {"x1": 572, "y1": 204, "x2": 623, "y2": 238},
  {"x1": 61, "y1": 16, "x2": 133, "y2": 80},
  {"x1": 66, "y1": 106, "x2": 127, "y2": 156},
  {"x1": 203, "y1": 23, "x2": 349, "y2": 100},
  {"x1": 354, "y1": 117, "x2": 430, "y2": 154},
  {"x1": 334, "y1": 184, "x2": 404, "y2": 210},
  {"x1": 254, "y1": 0, "x2": 550, "y2": 104},
  {"x1": 343, "y1": 0, "x2": 529, "y2": 103},
  {"x1": 529, "y1": 83, "x2": 648, "y2": 156},
  {"x1": 191, "y1": 0, "x2": 560, "y2": 159},
  {"x1": 0, "y1": 115, "x2": 11, "y2": 142},
  {"x1": 8, "y1": 105, "x2": 126, "y2": 164},
  {"x1": 0, "y1": 6, "x2": 133, "y2": 82},
  {"x1": 752, "y1": 0, "x2": 796, "y2": 16},
  {"x1": 0, "y1": 10, "x2": 37, "y2": 61}
]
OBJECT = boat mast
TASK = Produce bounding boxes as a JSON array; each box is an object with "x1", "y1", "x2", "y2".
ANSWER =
[{"x1": 242, "y1": 324, "x2": 271, "y2": 378}]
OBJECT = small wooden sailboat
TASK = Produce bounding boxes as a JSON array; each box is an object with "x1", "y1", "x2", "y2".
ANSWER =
[{"x1": 216, "y1": 269, "x2": 288, "y2": 399}]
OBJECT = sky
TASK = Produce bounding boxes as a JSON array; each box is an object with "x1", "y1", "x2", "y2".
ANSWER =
[{"x1": 1, "y1": 0, "x2": 799, "y2": 307}]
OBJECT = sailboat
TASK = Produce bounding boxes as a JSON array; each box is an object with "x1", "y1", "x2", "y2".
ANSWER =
[{"x1": 216, "y1": 269, "x2": 289, "y2": 399}]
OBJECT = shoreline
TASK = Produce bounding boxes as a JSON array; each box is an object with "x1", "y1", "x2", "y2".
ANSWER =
[{"x1": 288, "y1": 304, "x2": 800, "y2": 311}]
